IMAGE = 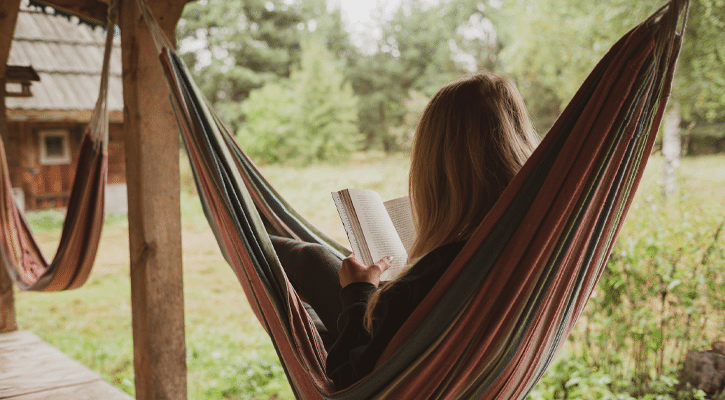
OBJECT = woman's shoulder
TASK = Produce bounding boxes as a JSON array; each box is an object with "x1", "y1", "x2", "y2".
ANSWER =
[
  {"x1": 431, "y1": 240, "x2": 467, "y2": 258},
  {"x1": 372, "y1": 240, "x2": 466, "y2": 328},
  {"x1": 391, "y1": 240, "x2": 466, "y2": 291},
  {"x1": 410, "y1": 241, "x2": 466, "y2": 273}
]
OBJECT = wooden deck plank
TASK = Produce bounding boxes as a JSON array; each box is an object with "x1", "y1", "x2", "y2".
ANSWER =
[
  {"x1": 3, "y1": 379, "x2": 132, "y2": 400},
  {"x1": 0, "y1": 330, "x2": 132, "y2": 400}
]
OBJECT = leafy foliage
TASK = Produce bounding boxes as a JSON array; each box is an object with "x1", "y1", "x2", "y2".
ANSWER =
[
  {"x1": 177, "y1": 0, "x2": 304, "y2": 133},
  {"x1": 579, "y1": 191, "x2": 725, "y2": 378},
  {"x1": 498, "y1": 0, "x2": 725, "y2": 132},
  {"x1": 237, "y1": 35, "x2": 361, "y2": 164},
  {"x1": 675, "y1": 0, "x2": 725, "y2": 122},
  {"x1": 345, "y1": 0, "x2": 503, "y2": 151},
  {"x1": 530, "y1": 162, "x2": 725, "y2": 399},
  {"x1": 529, "y1": 356, "x2": 709, "y2": 400},
  {"x1": 498, "y1": 0, "x2": 658, "y2": 131},
  {"x1": 299, "y1": 0, "x2": 355, "y2": 61}
]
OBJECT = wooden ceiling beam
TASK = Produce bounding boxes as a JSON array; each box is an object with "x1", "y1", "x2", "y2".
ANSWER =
[
  {"x1": 31, "y1": 0, "x2": 108, "y2": 25},
  {"x1": 32, "y1": 0, "x2": 192, "y2": 26},
  {"x1": 1, "y1": 0, "x2": 22, "y2": 76}
]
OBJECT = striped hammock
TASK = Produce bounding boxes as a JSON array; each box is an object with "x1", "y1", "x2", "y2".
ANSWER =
[
  {"x1": 0, "y1": 5, "x2": 114, "y2": 291},
  {"x1": 140, "y1": 0, "x2": 687, "y2": 397}
]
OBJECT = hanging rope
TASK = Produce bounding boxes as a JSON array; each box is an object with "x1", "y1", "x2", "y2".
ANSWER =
[
  {"x1": 134, "y1": 0, "x2": 174, "y2": 54},
  {"x1": 90, "y1": 0, "x2": 118, "y2": 151}
]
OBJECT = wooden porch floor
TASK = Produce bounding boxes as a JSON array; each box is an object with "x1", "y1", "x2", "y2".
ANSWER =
[{"x1": 0, "y1": 330, "x2": 133, "y2": 400}]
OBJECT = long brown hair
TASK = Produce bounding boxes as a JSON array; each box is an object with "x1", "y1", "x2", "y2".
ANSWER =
[{"x1": 364, "y1": 72, "x2": 539, "y2": 331}]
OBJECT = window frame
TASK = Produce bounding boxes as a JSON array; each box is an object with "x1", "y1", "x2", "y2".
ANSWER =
[{"x1": 38, "y1": 129, "x2": 71, "y2": 165}]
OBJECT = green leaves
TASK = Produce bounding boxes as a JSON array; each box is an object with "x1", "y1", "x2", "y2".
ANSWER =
[
  {"x1": 549, "y1": 159, "x2": 725, "y2": 399},
  {"x1": 676, "y1": 0, "x2": 725, "y2": 122},
  {"x1": 178, "y1": 0, "x2": 725, "y2": 157},
  {"x1": 499, "y1": 0, "x2": 725, "y2": 133},
  {"x1": 178, "y1": 0, "x2": 304, "y2": 134},
  {"x1": 237, "y1": 35, "x2": 362, "y2": 165}
]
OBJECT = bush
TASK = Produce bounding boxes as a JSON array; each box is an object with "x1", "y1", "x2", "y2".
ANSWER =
[
  {"x1": 237, "y1": 35, "x2": 362, "y2": 165},
  {"x1": 530, "y1": 159, "x2": 725, "y2": 399}
]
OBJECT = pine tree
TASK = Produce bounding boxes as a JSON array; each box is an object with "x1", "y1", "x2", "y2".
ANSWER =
[
  {"x1": 237, "y1": 35, "x2": 361, "y2": 164},
  {"x1": 177, "y1": 0, "x2": 304, "y2": 133}
]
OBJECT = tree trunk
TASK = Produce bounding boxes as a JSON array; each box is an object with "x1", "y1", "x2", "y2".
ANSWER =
[
  {"x1": 678, "y1": 350, "x2": 725, "y2": 397},
  {"x1": 662, "y1": 102, "x2": 681, "y2": 198}
]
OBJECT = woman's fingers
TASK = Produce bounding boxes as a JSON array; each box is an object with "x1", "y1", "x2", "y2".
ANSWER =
[
  {"x1": 338, "y1": 255, "x2": 394, "y2": 288},
  {"x1": 338, "y1": 256, "x2": 368, "y2": 288},
  {"x1": 373, "y1": 255, "x2": 394, "y2": 273}
]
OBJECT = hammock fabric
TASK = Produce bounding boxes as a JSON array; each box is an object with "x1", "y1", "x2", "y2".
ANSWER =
[
  {"x1": 0, "y1": 5, "x2": 114, "y2": 291},
  {"x1": 140, "y1": 0, "x2": 687, "y2": 397}
]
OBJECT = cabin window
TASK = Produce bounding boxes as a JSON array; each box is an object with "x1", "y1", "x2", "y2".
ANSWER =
[
  {"x1": 39, "y1": 129, "x2": 71, "y2": 165},
  {"x1": 5, "y1": 81, "x2": 32, "y2": 97}
]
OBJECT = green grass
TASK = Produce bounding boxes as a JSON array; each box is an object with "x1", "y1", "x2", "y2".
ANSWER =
[
  {"x1": 14, "y1": 222, "x2": 136, "y2": 394},
  {"x1": 11, "y1": 152, "x2": 725, "y2": 399},
  {"x1": 22, "y1": 209, "x2": 67, "y2": 231}
]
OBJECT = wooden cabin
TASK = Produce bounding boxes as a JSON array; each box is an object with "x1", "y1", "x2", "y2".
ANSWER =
[
  {"x1": 5, "y1": 5, "x2": 126, "y2": 212},
  {"x1": 1, "y1": 0, "x2": 190, "y2": 398}
]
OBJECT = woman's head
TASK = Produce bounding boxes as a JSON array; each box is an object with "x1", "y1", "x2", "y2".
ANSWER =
[
  {"x1": 408, "y1": 72, "x2": 539, "y2": 260},
  {"x1": 364, "y1": 72, "x2": 538, "y2": 332}
]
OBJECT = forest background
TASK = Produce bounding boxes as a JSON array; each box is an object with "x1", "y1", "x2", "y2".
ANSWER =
[
  {"x1": 178, "y1": 0, "x2": 725, "y2": 164},
  {"x1": 174, "y1": 0, "x2": 725, "y2": 398}
]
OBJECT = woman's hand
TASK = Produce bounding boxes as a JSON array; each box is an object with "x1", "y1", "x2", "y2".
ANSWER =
[{"x1": 338, "y1": 255, "x2": 393, "y2": 288}]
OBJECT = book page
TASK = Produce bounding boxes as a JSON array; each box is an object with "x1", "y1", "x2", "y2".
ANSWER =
[
  {"x1": 383, "y1": 196, "x2": 416, "y2": 253},
  {"x1": 347, "y1": 189, "x2": 408, "y2": 281},
  {"x1": 332, "y1": 192, "x2": 364, "y2": 259}
]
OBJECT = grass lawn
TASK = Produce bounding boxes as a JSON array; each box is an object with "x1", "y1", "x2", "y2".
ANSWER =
[{"x1": 11, "y1": 152, "x2": 725, "y2": 399}]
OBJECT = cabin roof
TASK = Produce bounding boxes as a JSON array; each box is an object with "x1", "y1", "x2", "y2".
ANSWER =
[{"x1": 5, "y1": 5, "x2": 123, "y2": 115}]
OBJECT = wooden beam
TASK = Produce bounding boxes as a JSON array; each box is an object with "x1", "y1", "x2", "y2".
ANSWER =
[
  {"x1": 6, "y1": 109, "x2": 124, "y2": 123},
  {"x1": 32, "y1": 0, "x2": 108, "y2": 25},
  {"x1": 0, "y1": 0, "x2": 21, "y2": 77},
  {"x1": 0, "y1": 330, "x2": 134, "y2": 399},
  {"x1": 0, "y1": 0, "x2": 21, "y2": 334},
  {"x1": 0, "y1": 265, "x2": 15, "y2": 333},
  {"x1": 35, "y1": 0, "x2": 192, "y2": 26},
  {"x1": 119, "y1": 0, "x2": 187, "y2": 399}
]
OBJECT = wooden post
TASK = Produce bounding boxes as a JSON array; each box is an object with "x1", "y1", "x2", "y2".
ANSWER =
[
  {"x1": 119, "y1": 0, "x2": 187, "y2": 398},
  {"x1": 0, "y1": 262, "x2": 16, "y2": 334},
  {"x1": 0, "y1": 0, "x2": 21, "y2": 334}
]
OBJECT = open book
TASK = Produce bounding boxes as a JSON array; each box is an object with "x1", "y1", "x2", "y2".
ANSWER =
[{"x1": 331, "y1": 188, "x2": 416, "y2": 281}]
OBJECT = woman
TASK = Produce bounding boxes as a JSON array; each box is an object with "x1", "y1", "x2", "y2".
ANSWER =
[{"x1": 272, "y1": 71, "x2": 539, "y2": 389}]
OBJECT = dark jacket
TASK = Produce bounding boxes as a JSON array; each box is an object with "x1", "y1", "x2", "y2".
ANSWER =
[{"x1": 325, "y1": 241, "x2": 465, "y2": 389}]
